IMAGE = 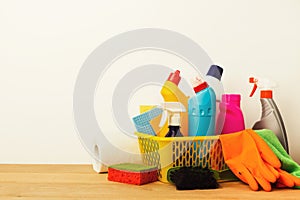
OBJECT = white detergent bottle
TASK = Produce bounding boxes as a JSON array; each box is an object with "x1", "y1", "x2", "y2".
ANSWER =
[
  {"x1": 205, "y1": 65, "x2": 224, "y2": 135},
  {"x1": 249, "y1": 77, "x2": 289, "y2": 153}
]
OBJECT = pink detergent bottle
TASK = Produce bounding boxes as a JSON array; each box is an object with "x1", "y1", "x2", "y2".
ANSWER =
[{"x1": 216, "y1": 94, "x2": 245, "y2": 134}]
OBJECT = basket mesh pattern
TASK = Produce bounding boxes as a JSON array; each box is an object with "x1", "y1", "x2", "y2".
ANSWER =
[
  {"x1": 172, "y1": 139, "x2": 225, "y2": 170},
  {"x1": 138, "y1": 137, "x2": 161, "y2": 175},
  {"x1": 137, "y1": 134, "x2": 227, "y2": 181}
]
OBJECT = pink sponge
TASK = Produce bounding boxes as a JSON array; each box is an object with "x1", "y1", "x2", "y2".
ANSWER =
[{"x1": 108, "y1": 163, "x2": 158, "y2": 185}]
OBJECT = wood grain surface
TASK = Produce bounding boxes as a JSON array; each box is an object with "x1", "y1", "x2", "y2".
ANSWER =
[{"x1": 0, "y1": 164, "x2": 299, "y2": 200}]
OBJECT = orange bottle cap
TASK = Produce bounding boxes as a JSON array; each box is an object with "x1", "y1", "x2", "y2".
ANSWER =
[
  {"x1": 167, "y1": 70, "x2": 181, "y2": 86},
  {"x1": 261, "y1": 90, "x2": 273, "y2": 98}
]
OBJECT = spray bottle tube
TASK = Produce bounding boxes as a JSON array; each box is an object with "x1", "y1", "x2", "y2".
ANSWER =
[{"x1": 249, "y1": 77, "x2": 289, "y2": 153}]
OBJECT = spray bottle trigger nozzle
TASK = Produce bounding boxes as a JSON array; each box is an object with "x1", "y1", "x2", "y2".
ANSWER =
[
  {"x1": 158, "y1": 102, "x2": 186, "y2": 127},
  {"x1": 249, "y1": 77, "x2": 258, "y2": 97},
  {"x1": 249, "y1": 77, "x2": 256, "y2": 83},
  {"x1": 159, "y1": 111, "x2": 168, "y2": 127}
]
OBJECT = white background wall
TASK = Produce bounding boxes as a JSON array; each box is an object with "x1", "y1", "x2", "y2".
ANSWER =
[{"x1": 1, "y1": 0, "x2": 300, "y2": 164}]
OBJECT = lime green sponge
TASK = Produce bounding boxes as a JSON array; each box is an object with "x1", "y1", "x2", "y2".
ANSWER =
[{"x1": 108, "y1": 163, "x2": 158, "y2": 185}]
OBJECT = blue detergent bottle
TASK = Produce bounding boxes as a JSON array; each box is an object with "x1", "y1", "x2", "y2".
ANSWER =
[{"x1": 188, "y1": 76, "x2": 216, "y2": 136}]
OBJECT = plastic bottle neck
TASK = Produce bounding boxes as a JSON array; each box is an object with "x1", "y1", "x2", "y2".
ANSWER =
[
  {"x1": 193, "y1": 82, "x2": 208, "y2": 93},
  {"x1": 222, "y1": 94, "x2": 241, "y2": 107},
  {"x1": 169, "y1": 113, "x2": 181, "y2": 126}
]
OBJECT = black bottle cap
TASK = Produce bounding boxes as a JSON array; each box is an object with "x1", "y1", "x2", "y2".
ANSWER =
[{"x1": 206, "y1": 65, "x2": 223, "y2": 81}]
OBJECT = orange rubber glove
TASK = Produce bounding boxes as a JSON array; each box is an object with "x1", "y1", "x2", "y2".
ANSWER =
[
  {"x1": 220, "y1": 129, "x2": 279, "y2": 191},
  {"x1": 247, "y1": 130, "x2": 281, "y2": 169},
  {"x1": 276, "y1": 168, "x2": 300, "y2": 188},
  {"x1": 248, "y1": 130, "x2": 300, "y2": 188}
]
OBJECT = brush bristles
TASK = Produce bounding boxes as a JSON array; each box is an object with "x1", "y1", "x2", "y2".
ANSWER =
[{"x1": 170, "y1": 167, "x2": 219, "y2": 190}]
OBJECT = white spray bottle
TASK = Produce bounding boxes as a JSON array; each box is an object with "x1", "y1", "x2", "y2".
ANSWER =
[
  {"x1": 249, "y1": 77, "x2": 289, "y2": 153},
  {"x1": 159, "y1": 102, "x2": 186, "y2": 137}
]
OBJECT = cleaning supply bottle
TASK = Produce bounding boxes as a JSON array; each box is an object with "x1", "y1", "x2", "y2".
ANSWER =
[
  {"x1": 216, "y1": 94, "x2": 245, "y2": 134},
  {"x1": 188, "y1": 76, "x2": 216, "y2": 136},
  {"x1": 205, "y1": 65, "x2": 224, "y2": 134},
  {"x1": 160, "y1": 70, "x2": 189, "y2": 136},
  {"x1": 249, "y1": 77, "x2": 289, "y2": 153},
  {"x1": 159, "y1": 102, "x2": 186, "y2": 137}
]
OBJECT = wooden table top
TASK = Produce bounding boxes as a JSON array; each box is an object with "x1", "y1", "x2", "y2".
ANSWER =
[{"x1": 0, "y1": 164, "x2": 299, "y2": 200}]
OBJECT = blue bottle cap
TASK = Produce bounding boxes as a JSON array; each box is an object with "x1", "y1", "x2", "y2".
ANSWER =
[{"x1": 206, "y1": 65, "x2": 223, "y2": 81}]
